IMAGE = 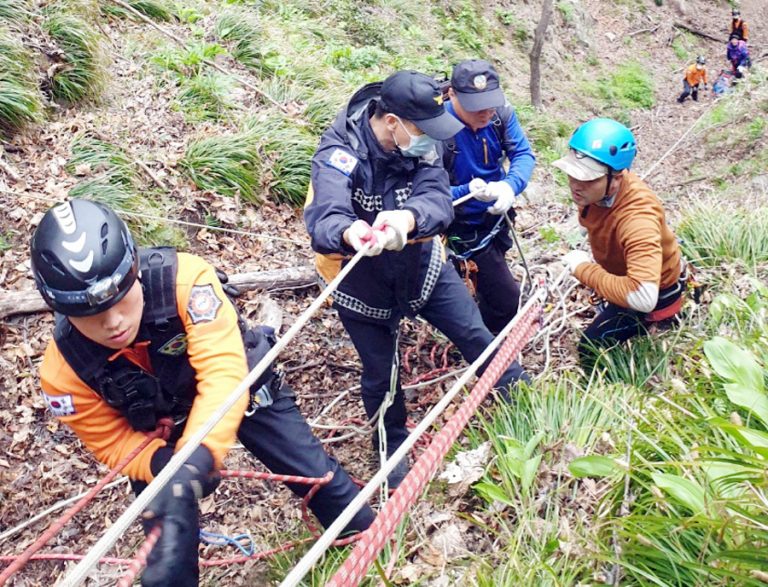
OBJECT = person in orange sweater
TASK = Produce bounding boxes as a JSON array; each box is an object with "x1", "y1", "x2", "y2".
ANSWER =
[
  {"x1": 31, "y1": 199, "x2": 373, "y2": 587},
  {"x1": 730, "y1": 8, "x2": 749, "y2": 43},
  {"x1": 677, "y1": 56, "x2": 708, "y2": 103},
  {"x1": 552, "y1": 119, "x2": 685, "y2": 364}
]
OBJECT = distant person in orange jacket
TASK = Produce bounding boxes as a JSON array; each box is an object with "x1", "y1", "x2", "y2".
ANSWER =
[
  {"x1": 31, "y1": 200, "x2": 373, "y2": 587},
  {"x1": 552, "y1": 119, "x2": 686, "y2": 366},
  {"x1": 677, "y1": 56, "x2": 708, "y2": 103},
  {"x1": 730, "y1": 8, "x2": 749, "y2": 43}
]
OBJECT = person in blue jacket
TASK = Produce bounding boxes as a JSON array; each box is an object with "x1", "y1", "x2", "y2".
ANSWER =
[
  {"x1": 727, "y1": 33, "x2": 751, "y2": 78},
  {"x1": 442, "y1": 60, "x2": 536, "y2": 333},
  {"x1": 304, "y1": 70, "x2": 530, "y2": 487}
]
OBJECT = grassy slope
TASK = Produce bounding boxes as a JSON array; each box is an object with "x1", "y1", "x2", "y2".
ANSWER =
[{"x1": 2, "y1": 0, "x2": 768, "y2": 585}]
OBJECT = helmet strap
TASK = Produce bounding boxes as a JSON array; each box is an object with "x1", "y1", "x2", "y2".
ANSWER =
[{"x1": 599, "y1": 168, "x2": 617, "y2": 208}]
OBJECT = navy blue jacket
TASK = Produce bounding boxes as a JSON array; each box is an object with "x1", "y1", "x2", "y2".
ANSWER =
[
  {"x1": 444, "y1": 100, "x2": 535, "y2": 227},
  {"x1": 305, "y1": 82, "x2": 453, "y2": 322}
]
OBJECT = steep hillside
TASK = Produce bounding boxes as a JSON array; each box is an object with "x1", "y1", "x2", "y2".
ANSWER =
[{"x1": 1, "y1": 0, "x2": 767, "y2": 585}]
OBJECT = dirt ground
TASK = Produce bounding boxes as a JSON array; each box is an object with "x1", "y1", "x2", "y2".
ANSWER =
[{"x1": 1, "y1": 0, "x2": 766, "y2": 584}]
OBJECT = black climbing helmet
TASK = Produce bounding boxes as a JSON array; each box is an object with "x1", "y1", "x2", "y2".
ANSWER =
[
  {"x1": 30, "y1": 199, "x2": 139, "y2": 316},
  {"x1": 732, "y1": 8, "x2": 740, "y2": 18},
  {"x1": 696, "y1": 55, "x2": 707, "y2": 65}
]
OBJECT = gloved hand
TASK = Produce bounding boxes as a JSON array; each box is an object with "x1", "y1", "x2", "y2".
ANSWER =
[
  {"x1": 372, "y1": 210, "x2": 415, "y2": 252},
  {"x1": 486, "y1": 181, "x2": 517, "y2": 215},
  {"x1": 561, "y1": 250, "x2": 591, "y2": 274},
  {"x1": 141, "y1": 446, "x2": 218, "y2": 587},
  {"x1": 468, "y1": 178, "x2": 491, "y2": 201},
  {"x1": 343, "y1": 220, "x2": 384, "y2": 256}
]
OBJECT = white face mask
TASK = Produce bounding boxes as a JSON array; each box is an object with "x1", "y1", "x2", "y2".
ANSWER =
[{"x1": 392, "y1": 116, "x2": 437, "y2": 158}]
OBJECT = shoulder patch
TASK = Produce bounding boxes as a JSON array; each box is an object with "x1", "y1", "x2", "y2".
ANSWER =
[
  {"x1": 326, "y1": 148, "x2": 358, "y2": 176},
  {"x1": 187, "y1": 284, "x2": 223, "y2": 324},
  {"x1": 158, "y1": 333, "x2": 189, "y2": 356},
  {"x1": 43, "y1": 392, "x2": 76, "y2": 417}
]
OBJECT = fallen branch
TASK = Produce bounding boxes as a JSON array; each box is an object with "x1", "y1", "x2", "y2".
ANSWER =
[
  {"x1": 0, "y1": 150, "x2": 21, "y2": 183},
  {"x1": 629, "y1": 24, "x2": 660, "y2": 37},
  {"x1": 673, "y1": 22, "x2": 723, "y2": 43},
  {"x1": 134, "y1": 160, "x2": 169, "y2": 191},
  {"x1": 0, "y1": 266, "x2": 316, "y2": 319}
]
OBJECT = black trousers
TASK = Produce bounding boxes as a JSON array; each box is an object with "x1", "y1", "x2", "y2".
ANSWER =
[
  {"x1": 677, "y1": 80, "x2": 699, "y2": 103},
  {"x1": 465, "y1": 239, "x2": 521, "y2": 334},
  {"x1": 339, "y1": 262, "x2": 528, "y2": 453},
  {"x1": 133, "y1": 392, "x2": 375, "y2": 534},
  {"x1": 578, "y1": 283, "x2": 683, "y2": 365}
]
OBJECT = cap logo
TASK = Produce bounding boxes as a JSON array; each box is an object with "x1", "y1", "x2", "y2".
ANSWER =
[
  {"x1": 433, "y1": 94, "x2": 444, "y2": 106},
  {"x1": 473, "y1": 75, "x2": 487, "y2": 90},
  {"x1": 591, "y1": 139, "x2": 603, "y2": 149}
]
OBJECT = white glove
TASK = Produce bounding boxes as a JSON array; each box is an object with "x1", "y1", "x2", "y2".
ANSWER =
[
  {"x1": 486, "y1": 181, "x2": 517, "y2": 215},
  {"x1": 344, "y1": 220, "x2": 384, "y2": 256},
  {"x1": 561, "y1": 250, "x2": 591, "y2": 273},
  {"x1": 372, "y1": 210, "x2": 415, "y2": 252},
  {"x1": 468, "y1": 178, "x2": 490, "y2": 201}
]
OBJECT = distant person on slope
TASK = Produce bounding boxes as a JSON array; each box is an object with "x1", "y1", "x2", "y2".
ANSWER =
[
  {"x1": 441, "y1": 59, "x2": 536, "y2": 334},
  {"x1": 31, "y1": 200, "x2": 374, "y2": 587},
  {"x1": 727, "y1": 33, "x2": 751, "y2": 78},
  {"x1": 305, "y1": 70, "x2": 530, "y2": 488},
  {"x1": 730, "y1": 8, "x2": 749, "y2": 43},
  {"x1": 552, "y1": 119, "x2": 687, "y2": 366},
  {"x1": 677, "y1": 56, "x2": 708, "y2": 103}
]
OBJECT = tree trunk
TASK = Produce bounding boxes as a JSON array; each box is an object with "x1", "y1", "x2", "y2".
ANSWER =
[
  {"x1": 0, "y1": 265, "x2": 317, "y2": 319},
  {"x1": 529, "y1": 0, "x2": 554, "y2": 109}
]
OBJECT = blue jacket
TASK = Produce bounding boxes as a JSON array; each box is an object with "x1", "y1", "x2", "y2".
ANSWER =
[
  {"x1": 444, "y1": 100, "x2": 535, "y2": 228},
  {"x1": 305, "y1": 82, "x2": 453, "y2": 323},
  {"x1": 727, "y1": 41, "x2": 750, "y2": 66}
]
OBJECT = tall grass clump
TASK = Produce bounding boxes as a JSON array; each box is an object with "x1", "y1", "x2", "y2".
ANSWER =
[
  {"x1": 0, "y1": 29, "x2": 43, "y2": 136},
  {"x1": 214, "y1": 9, "x2": 262, "y2": 69},
  {"x1": 244, "y1": 115, "x2": 316, "y2": 206},
  {"x1": 0, "y1": 0, "x2": 32, "y2": 23},
  {"x1": 590, "y1": 61, "x2": 654, "y2": 122},
  {"x1": 43, "y1": 13, "x2": 105, "y2": 103},
  {"x1": 677, "y1": 203, "x2": 768, "y2": 269},
  {"x1": 101, "y1": 0, "x2": 174, "y2": 22},
  {"x1": 179, "y1": 130, "x2": 261, "y2": 202}
]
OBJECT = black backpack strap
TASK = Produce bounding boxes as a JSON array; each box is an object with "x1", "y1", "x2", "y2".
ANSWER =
[
  {"x1": 492, "y1": 103, "x2": 516, "y2": 155},
  {"x1": 139, "y1": 248, "x2": 178, "y2": 329},
  {"x1": 442, "y1": 136, "x2": 459, "y2": 184},
  {"x1": 54, "y1": 314, "x2": 112, "y2": 389}
]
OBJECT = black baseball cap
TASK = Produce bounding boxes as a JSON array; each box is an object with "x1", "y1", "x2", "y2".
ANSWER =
[
  {"x1": 451, "y1": 59, "x2": 505, "y2": 112},
  {"x1": 380, "y1": 70, "x2": 464, "y2": 140}
]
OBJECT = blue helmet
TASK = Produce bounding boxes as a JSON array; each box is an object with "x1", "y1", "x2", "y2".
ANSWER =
[{"x1": 568, "y1": 118, "x2": 637, "y2": 172}]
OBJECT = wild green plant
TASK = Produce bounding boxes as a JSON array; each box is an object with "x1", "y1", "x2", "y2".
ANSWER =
[
  {"x1": 677, "y1": 203, "x2": 768, "y2": 269},
  {"x1": 67, "y1": 134, "x2": 137, "y2": 186},
  {"x1": 179, "y1": 130, "x2": 261, "y2": 202},
  {"x1": 43, "y1": 13, "x2": 105, "y2": 103},
  {"x1": 177, "y1": 71, "x2": 235, "y2": 121},
  {"x1": 101, "y1": 0, "x2": 174, "y2": 22},
  {"x1": 0, "y1": 29, "x2": 43, "y2": 136},
  {"x1": 214, "y1": 9, "x2": 262, "y2": 69},
  {"x1": 152, "y1": 41, "x2": 226, "y2": 76},
  {"x1": 0, "y1": 0, "x2": 31, "y2": 23},
  {"x1": 597, "y1": 62, "x2": 655, "y2": 110}
]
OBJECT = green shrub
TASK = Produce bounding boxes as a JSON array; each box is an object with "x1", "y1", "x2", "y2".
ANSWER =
[
  {"x1": 179, "y1": 130, "x2": 262, "y2": 202},
  {"x1": 152, "y1": 41, "x2": 226, "y2": 76},
  {"x1": 597, "y1": 61, "x2": 655, "y2": 110},
  {"x1": 44, "y1": 13, "x2": 105, "y2": 103},
  {"x1": 0, "y1": 29, "x2": 43, "y2": 136},
  {"x1": 328, "y1": 45, "x2": 386, "y2": 72}
]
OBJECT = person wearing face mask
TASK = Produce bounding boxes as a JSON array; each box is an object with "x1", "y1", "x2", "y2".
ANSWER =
[
  {"x1": 677, "y1": 56, "x2": 708, "y2": 103},
  {"x1": 552, "y1": 118, "x2": 686, "y2": 367},
  {"x1": 442, "y1": 59, "x2": 536, "y2": 334},
  {"x1": 305, "y1": 70, "x2": 531, "y2": 488}
]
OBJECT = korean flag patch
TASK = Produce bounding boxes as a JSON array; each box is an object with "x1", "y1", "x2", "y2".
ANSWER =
[
  {"x1": 43, "y1": 392, "x2": 76, "y2": 417},
  {"x1": 326, "y1": 149, "x2": 358, "y2": 176}
]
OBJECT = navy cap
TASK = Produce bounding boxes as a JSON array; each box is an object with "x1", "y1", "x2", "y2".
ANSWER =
[
  {"x1": 380, "y1": 70, "x2": 464, "y2": 140},
  {"x1": 451, "y1": 59, "x2": 505, "y2": 112}
]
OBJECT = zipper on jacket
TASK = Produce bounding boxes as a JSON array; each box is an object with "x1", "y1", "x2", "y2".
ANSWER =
[{"x1": 482, "y1": 138, "x2": 489, "y2": 165}]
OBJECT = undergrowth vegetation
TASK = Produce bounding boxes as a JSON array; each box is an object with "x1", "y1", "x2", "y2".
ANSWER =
[{"x1": 0, "y1": 28, "x2": 42, "y2": 137}]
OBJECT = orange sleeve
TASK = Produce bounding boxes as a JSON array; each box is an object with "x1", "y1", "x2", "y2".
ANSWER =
[
  {"x1": 173, "y1": 253, "x2": 249, "y2": 469},
  {"x1": 744, "y1": 22, "x2": 749, "y2": 41},
  {"x1": 39, "y1": 343, "x2": 167, "y2": 481},
  {"x1": 575, "y1": 203, "x2": 664, "y2": 310}
]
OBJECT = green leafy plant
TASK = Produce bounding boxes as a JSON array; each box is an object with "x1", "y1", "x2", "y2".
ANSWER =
[
  {"x1": 43, "y1": 13, "x2": 105, "y2": 103},
  {"x1": 597, "y1": 62, "x2": 655, "y2": 110},
  {"x1": 101, "y1": 0, "x2": 174, "y2": 21},
  {"x1": 152, "y1": 41, "x2": 226, "y2": 76},
  {"x1": 0, "y1": 29, "x2": 43, "y2": 136},
  {"x1": 214, "y1": 9, "x2": 262, "y2": 69},
  {"x1": 177, "y1": 71, "x2": 235, "y2": 121},
  {"x1": 179, "y1": 130, "x2": 261, "y2": 202},
  {"x1": 0, "y1": 0, "x2": 32, "y2": 23}
]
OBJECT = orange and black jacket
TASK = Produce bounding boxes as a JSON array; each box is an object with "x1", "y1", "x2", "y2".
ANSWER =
[
  {"x1": 684, "y1": 64, "x2": 707, "y2": 87},
  {"x1": 574, "y1": 171, "x2": 682, "y2": 313},
  {"x1": 39, "y1": 251, "x2": 249, "y2": 482},
  {"x1": 731, "y1": 19, "x2": 749, "y2": 42}
]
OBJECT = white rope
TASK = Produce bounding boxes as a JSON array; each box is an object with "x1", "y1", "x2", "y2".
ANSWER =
[
  {"x1": 278, "y1": 284, "x2": 551, "y2": 587},
  {"x1": 1, "y1": 190, "x2": 309, "y2": 246},
  {"x1": 58, "y1": 247, "x2": 370, "y2": 587}
]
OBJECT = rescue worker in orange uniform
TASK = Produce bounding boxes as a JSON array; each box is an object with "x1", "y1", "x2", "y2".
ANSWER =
[
  {"x1": 31, "y1": 200, "x2": 374, "y2": 587},
  {"x1": 730, "y1": 8, "x2": 749, "y2": 43},
  {"x1": 552, "y1": 119, "x2": 686, "y2": 365},
  {"x1": 677, "y1": 56, "x2": 708, "y2": 103}
]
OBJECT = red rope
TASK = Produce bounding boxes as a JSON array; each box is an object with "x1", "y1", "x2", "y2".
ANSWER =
[
  {"x1": 0, "y1": 419, "x2": 173, "y2": 586},
  {"x1": 116, "y1": 525, "x2": 161, "y2": 587},
  {"x1": 327, "y1": 302, "x2": 542, "y2": 586}
]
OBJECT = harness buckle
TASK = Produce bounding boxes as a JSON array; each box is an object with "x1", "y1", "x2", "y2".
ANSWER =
[{"x1": 244, "y1": 370, "x2": 283, "y2": 416}]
